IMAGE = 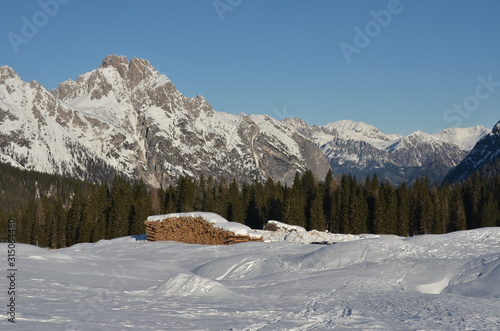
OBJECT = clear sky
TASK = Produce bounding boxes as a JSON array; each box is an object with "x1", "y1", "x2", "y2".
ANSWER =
[{"x1": 1, "y1": 0, "x2": 499, "y2": 135}]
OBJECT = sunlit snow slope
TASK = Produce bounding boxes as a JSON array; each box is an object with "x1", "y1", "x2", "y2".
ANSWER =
[{"x1": 4, "y1": 228, "x2": 500, "y2": 330}]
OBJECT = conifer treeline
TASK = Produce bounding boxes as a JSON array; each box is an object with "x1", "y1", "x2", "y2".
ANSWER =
[{"x1": 1, "y1": 169, "x2": 499, "y2": 248}]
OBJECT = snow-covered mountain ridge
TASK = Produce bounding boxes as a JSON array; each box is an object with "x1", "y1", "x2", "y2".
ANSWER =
[
  {"x1": 285, "y1": 118, "x2": 489, "y2": 184},
  {"x1": 0, "y1": 56, "x2": 330, "y2": 186},
  {"x1": 0, "y1": 55, "x2": 490, "y2": 185}
]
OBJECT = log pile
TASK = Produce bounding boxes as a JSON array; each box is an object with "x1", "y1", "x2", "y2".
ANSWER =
[{"x1": 144, "y1": 216, "x2": 263, "y2": 245}]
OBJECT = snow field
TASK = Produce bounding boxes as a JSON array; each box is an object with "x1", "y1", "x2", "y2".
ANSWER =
[{"x1": 2, "y1": 227, "x2": 499, "y2": 330}]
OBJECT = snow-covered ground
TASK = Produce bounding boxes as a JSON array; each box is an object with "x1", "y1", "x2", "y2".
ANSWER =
[
  {"x1": 3, "y1": 227, "x2": 500, "y2": 330},
  {"x1": 258, "y1": 220, "x2": 376, "y2": 244}
]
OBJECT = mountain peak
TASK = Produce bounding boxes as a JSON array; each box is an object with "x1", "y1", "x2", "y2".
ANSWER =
[
  {"x1": 99, "y1": 55, "x2": 156, "y2": 87},
  {"x1": 323, "y1": 120, "x2": 384, "y2": 136},
  {"x1": 283, "y1": 117, "x2": 309, "y2": 127},
  {"x1": 100, "y1": 55, "x2": 129, "y2": 69},
  {"x1": 407, "y1": 130, "x2": 428, "y2": 137},
  {"x1": 0, "y1": 65, "x2": 19, "y2": 80},
  {"x1": 321, "y1": 120, "x2": 401, "y2": 145},
  {"x1": 434, "y1": 126, "x2": 490, "y2": 151}
]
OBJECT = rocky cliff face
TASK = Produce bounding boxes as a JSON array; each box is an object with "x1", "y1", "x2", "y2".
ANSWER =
[{"x1": 0, "y1": 56, "x2": 331, "y2": 186}]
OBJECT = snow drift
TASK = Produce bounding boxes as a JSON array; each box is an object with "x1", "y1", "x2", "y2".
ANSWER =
[{"x1": 5, "y1": 227, "x2": 500, "y2": 330}]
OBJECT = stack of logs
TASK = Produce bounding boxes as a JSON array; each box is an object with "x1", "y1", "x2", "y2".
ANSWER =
[{"x1": 144, "y1": 216, "x2": 263, "y2": 245}]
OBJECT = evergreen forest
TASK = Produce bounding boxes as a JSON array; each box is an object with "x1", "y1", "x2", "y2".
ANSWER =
[{"x1": 0, "y1": 161, "x2": 499, "y2": 248}]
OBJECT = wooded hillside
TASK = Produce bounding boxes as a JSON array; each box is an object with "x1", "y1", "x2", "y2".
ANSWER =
[{"x1": 1, "y1": 162, "x2": 499, "y2": 248}]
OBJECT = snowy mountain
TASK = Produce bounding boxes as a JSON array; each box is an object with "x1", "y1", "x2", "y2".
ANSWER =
[
  {"x1": 434, "y1": 125, "x2": 491, "y2": 151},
  {"x1": 0, "y1": 56, "x2": 330, "y2": 186},
  {"x1": 0, "y1": 56, "x2": 490, "y2": 186},
  {"x1": 285, "y1": 118, "x2": 489, "y2": 184},
  {"x1": 0, "y1": 66, "x2": 115, "y2": 182},
  {"x1": 8, "y1": 227, "x2": 500, "y2": 329},
  {"x1": 445, "y1": 120, "x2": 500, "y2": 183}
]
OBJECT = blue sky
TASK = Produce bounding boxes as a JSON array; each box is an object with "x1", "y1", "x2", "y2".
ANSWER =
[{"x1": 1, "y1": 0, "x2": 499, "y2": 135}]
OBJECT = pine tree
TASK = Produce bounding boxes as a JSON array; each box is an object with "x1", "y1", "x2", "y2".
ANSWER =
[
  {"x1": 479, "y1": 192, "x2": 499, "y2": 228},
  {"x1": 151, "y1": 187, "x2": 163, "y2": 215},
  {"x1": 227, "y1": 178, "x2": 244, "y2": 223},
  {"x1": 463, "y1": 173, "x2": 481, "y2": 229},
  {"x1": 382, "y1": 182, "x2": 398, "y2": 234},
  {"x1": 309, "y1": 188, "x2": 326, "y2": 231},
  {"x1": 91, "y1": 183, "x2": 109, "y2": 242},
  {"x1": 35, "y1": 199, "x2": 48, "y2": 247},
  {"x1": 338, "y1": 175, "x2": 352, "y2": 233},
  {"x1": 365, "y1": 175, "x2": 387, "y2": 234},
  {"x1": 204, "y1": 176, "x2": 217, "y2": 212},
  {"x1": 66, "y1": 186, "x2": 84, "y2": 246},
  {"x1": 264, "y1": 178, "x2": 285, "y2": 222},
  {"x1": 215, "y1": 177, "x2": 229, "y2": 218},
  {"x1": 411, "y1": 177, "x2": 433, "y2": 235},
  {"x1": 44, "y1": 194, "x2": 61, "y2": 248},
  {"x1": 301, "y1": 170, "x2": 316, "y2": 201},
  {"x1": 129, "y1": 179, "x2": 152, "y2": 235},
  {"x1": 194, "y1": 175, "x2": 207, "y2": 211},
  {"x1": 176, "y1": 176, "x2": 195, "y2": 212},
  {"x1": 78, "y1": 192, "x2": 94, "y2": 243},
  {"x1": 245, "y1": 185, "x2": 263, "y2": 229},
  {"x1": 54, "y1": 194, "x2": 67, "y2": 247},
  {"x1": 434, "y1": 182, "x2": 450, "y2": 234},
  {"x1": 301, "y1": 170, "x2": 317, "y2": 230},
  {"x1": 396, "y1": 182, "x2": 410, "y2": 236},
  {"x1": 350, "y1": 183, "x2": 368, "y2": 234},
  {"x1": 19, "y1": 202, "x2": 36, "y2": 244},
  {"x1": 364, "y1": 174, "x2": 379, "y2": 233},
  {"x1": 322, "y1": 170, "x2": 336, "y2": 232},
  {"x1": 283, "y1": 173, "x2": 306, "y2": 227},
  {"x1": 163, "y1": 185, "x2": 177, "y2": 213},
  {"x1": 107, "y1": 176, "x2": 132, "y2": 239},
  {"x1": 448, "y1": 186, "x2": 467, "y2": 232},
  {"x1": 495, "y1": 176, "x2": 500, "y2": 220},
  {"x1": 329, "y1": 187, "x2": 341, "y2": 233}
]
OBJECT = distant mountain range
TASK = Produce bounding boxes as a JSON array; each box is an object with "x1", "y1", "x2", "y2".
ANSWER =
[
  {"x1": 285, "y1": 118, "x2": 489, "y2": 184},
  {"x1": 0, "y1": 55, "x2": 493, "y2": 186}
]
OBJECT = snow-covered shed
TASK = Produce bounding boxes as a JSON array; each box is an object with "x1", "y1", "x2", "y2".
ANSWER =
[{"x1": 144, "y1": 212, "x2": 263, "y2": 245}]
